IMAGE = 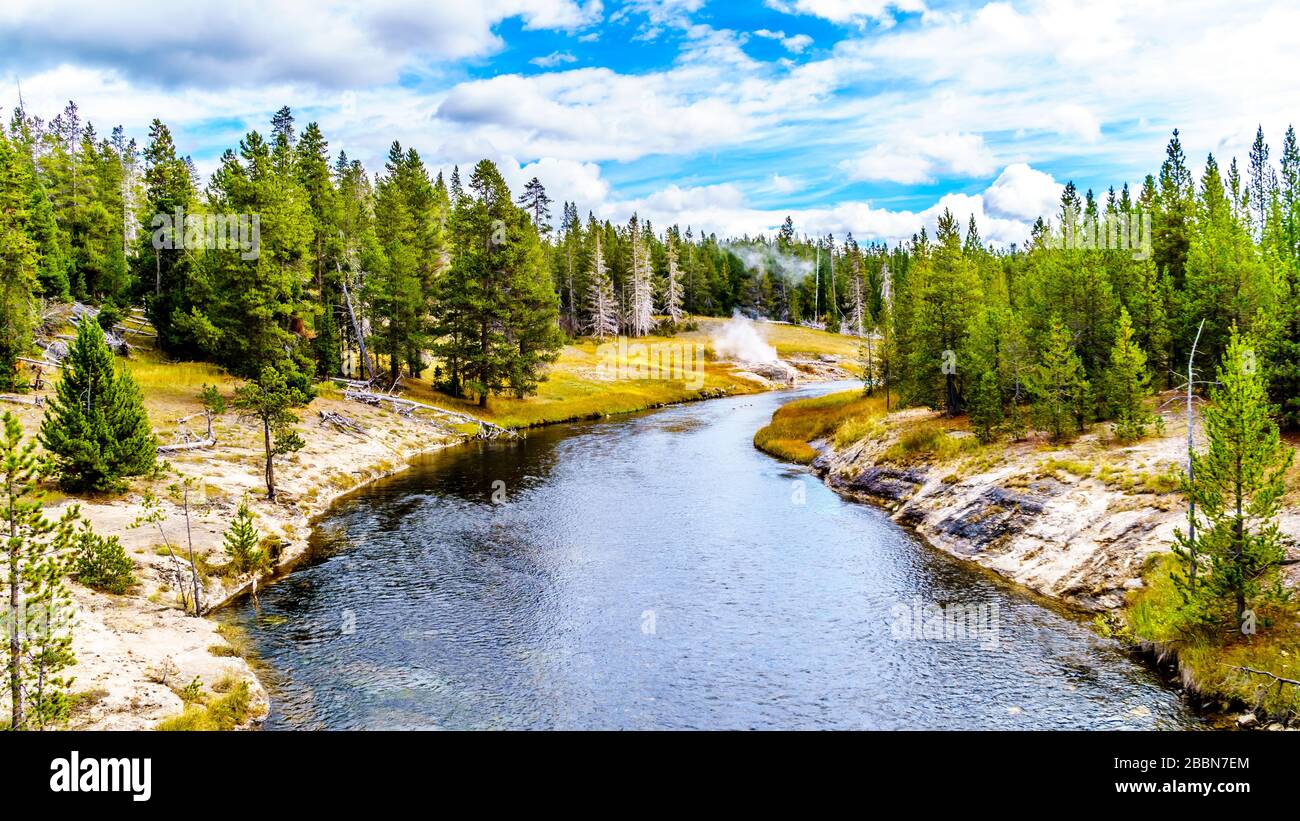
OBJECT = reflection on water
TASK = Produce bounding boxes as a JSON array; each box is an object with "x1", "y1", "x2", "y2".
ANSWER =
[{"x1": 223, "y1": 383, "x2": 1200, "y2": 730}]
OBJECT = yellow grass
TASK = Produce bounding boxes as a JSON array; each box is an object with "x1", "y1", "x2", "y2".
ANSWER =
[
  {"x1": 753, "y1": 390, "x2": 885, "y2": 464},
  {"x1": 402, "y1": 320, "x2": 859, "y2": 429}
]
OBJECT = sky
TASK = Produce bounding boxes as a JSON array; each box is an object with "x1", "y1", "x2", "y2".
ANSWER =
[{"x1": 4, "y1": 0, "x2": 1299, "y2": 247}]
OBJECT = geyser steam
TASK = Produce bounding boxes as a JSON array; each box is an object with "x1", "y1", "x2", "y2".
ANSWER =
[{"x1": 711, "y1": 314, "x2": 778, "y2": 364}]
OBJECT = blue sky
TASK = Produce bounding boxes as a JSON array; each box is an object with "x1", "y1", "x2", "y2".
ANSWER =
[{"x1": 5, "y1": 0, "x2": 1300, "y2": 245}]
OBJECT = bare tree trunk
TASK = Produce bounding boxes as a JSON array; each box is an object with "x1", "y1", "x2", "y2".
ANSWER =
[
  {"x1": 1187, "y1": 319, "x2": 1204, "y2": 591},
  {"x1": 183, "y1": 486, "x2": 201, "y2": 616},
  {"x1": 8, "y1": 497, "x2": 21, "y2": 730},
  {"x1": 263, "y1": 417, "x2": 276, "y2": 501}
]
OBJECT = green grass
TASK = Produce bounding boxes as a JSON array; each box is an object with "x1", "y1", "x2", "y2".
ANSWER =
[
  {"x1": 753, "y1": 390, "x2": 885, "y2": 464},
  {"x1": 1040, "y1": 457, "x2": 1095, "y2": 479},
  {"x1": 833, "y1": 412, "x2": 885, "y2": 448},
  {"x1": 879, "y1": 419, "x2": 980, "y2": 464},
  {"x1": 1125, "y1": 553, "x2": 1300, "y2": 719},
  {"x1": 156, "y1": 680, "x2": 254, "y2": 731}
]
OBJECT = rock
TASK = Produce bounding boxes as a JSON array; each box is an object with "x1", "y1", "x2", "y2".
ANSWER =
[
  {"x1": 1123, "y1": 578, "x2": 1144, "y2": 590},
  {"x1": 746, "y1": 360, "x2": 798, "y2": 384},
  {"x1": 1267, "y1": 722, "x2": 1285, "y2": 731},
  {"x1": 846, "y1": 466, "x2": 927, "y2": 501},
  {"x1": 1236, "y1": 713, "x2": 1258, "y2": 728}
]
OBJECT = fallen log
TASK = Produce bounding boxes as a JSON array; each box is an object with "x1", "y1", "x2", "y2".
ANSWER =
[
  {"x1": 0, "y1": 394, "x2": 43, "y2": 407},
  {"x1": 17, "y1": 356, "x2": 59, "y2": 369},
  {"x1": 157, "y1": 436, "x2": 216, "y2": 454},
  {"x1": 318, "y1": 409, "x2": 368, "y2": 436},
  {"x1": 341, "y1": 389, "x2": 516, "y2": 439}
]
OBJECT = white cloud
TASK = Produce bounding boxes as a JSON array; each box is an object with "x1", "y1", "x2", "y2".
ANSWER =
[
  {"x1": 764, "y1": 0, "x2": 927, "y2": 25},
  {"x1": 0, "y1": 0, "x2": 604, "y2": 89},
  {"x1": 1051, "y1": 103, "x2": 1102, "y2": 142},
  {"x1": 531, "y1": 51, "x2": 579, "y2": 67},
  {"x1": 840, "y1": 133, "x2": 997, "y2": 184},
  {"x1": 587, "y1": 163, "x2": 1059, "y2": 248},
  {"x1": 502, "y1": 156, "x2": 611, "y2": 211},
  {"x1": 752, "y1": 29, "x2": 812, "y2": 52},
  {"x1": 982, "y1": 163, "x2": 1063, "y2": 222},
  {"x1": 781, "y1": 33, "x2": 814, "y2": 53},
  {"x1": 767, "y1": 174, "x2": 801, "y2": 194}
]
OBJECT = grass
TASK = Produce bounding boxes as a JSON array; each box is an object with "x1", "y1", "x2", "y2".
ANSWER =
[
  {"x1": 391, "y1": 318, "x2": 862, "y2": 429},
  {"x1": 1039, "y1": 457, "x2": 1096, "y2": 479},
  {"x1": 117, "y1": 349, "x2": 234, "y2": 427},
  {"x1": 879, "y1": 419, "x2": 980, "y2": 465},
  {"x1": 68, "y1": 687, "x2": 109, "y2": 719},
  {"x1": 748, "y1": 321, "x2": 865, "y2": 361},
  {"x1": 156, "y1": 680, "x2": 254, "y2": 731},
  {"x1": 1097, "y1": 462, "x2": 1182, "y2": 494},
  {"x1": 1125, "y1": 553, "x2": 1300, "y2": 719},
  {"x1": 753, "y1": 390, "x2": 885, "y2": 464},
  {"x1": 833, "y1": 412, "x2": 885, "y2": 448}
]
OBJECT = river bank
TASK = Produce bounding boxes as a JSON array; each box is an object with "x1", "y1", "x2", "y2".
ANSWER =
[
  {"x1": 757, "y1": 391, "x2": 1300, "y2": 727},
  {"x1": 14, "y1": 318, "x2": 856, "y2": 730}
]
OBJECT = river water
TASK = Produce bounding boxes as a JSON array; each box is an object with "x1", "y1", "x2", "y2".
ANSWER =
[{"x1": 223, "y1": 381, "x2": 1201, "y2": 729}]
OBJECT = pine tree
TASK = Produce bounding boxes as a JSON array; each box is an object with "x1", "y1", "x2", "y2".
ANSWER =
[
  {"x1": 904, "y1": 209, "x2": 981, "y2": 415},
  {"x1": 1155, "y1": 129, "x2": 1194, "y2": 289},
  {"x1": 222, "y1": 500, "x2": 267, "y2": 576},
  {"x1": 1031, "y1": 317, "x2": 1089, "y2": 441},
  {"x1": 0, "y1": 125, "x2": 40, "y2": 390},
  {"x1": 2, "y1": 411, "x2": 81, "y2": 730},
  {"x1": 434, "y1": 160, "x2": 560, "y2": 405},
  {"x1": 970, "y1": 370, "x2": 1003, "y2": 444},
  {"x1": 1248, "y1": 125, "x2": 1276, "y2": 239},
  {"x1": 1184, "y1": 153, "x2": 1275, "y2": 367},
  {"x1": 39, "y1": 319, "x2": 157, "y2": 491},
  {"x1": 233, "y1": 366, "x2": 306, "y2": 501},
  {"x1": 72, "y1": 523, "x2": 136, "y2": 594},
  {"x1": 136, "y1": 119, "x2": 196, "y2": 354},
  {"x1": 586, "y1": 234, "x2": 619, "y2": 339},
  {"x1": 517, "y1": 177, "x2": 552, "y2": 234},
  {"x1": 1106, "y1": 307, "x2": 1154, "y2": 441},
  {"x1": 1176, "y1": 328, "x2": 1293, "y2": 628},
  {"x1": 370, "y1": 142, "x2": 438, "y2": 383},
  {"x1": 1280, "y1": 124, "x2": 1300, "y2": 259}
]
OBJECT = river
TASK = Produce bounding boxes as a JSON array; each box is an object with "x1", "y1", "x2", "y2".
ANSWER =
[{"x1": 223, "y1": 381, "x2": 1201, "y2": 729}]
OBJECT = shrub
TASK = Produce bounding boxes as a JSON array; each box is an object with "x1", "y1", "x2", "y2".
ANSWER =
[
  {"x1": 96, "y1": 300, "x2": 123, "y2": 333},
  {"x1": 72, "y1": 523, "x2": 137, "y2": 594},
  {"x1": 222, "y1": 501, "x2": 268, "y2": 576}
]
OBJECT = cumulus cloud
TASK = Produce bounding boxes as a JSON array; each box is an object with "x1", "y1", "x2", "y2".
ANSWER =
[
  {"x1": 840, "y1": 133, "x2": 997, "y2": 184},
  {"x1": 753, "y1": 28, "x2": 815, "y2": 52},
  {"x1": 433, "y1": 66, "x2": 766, "y2": 163},
  {"x1": 982, "y1": 163, "x2": 1064, "y2": 222},
  {"x1": 531, "y1": 51, "x2": 579, "y2": 68},
  {"x1": 582, "y1": 163, "x2": 1058, "y2": 249},
  {"x1": 501, "y1": 156, "x2": 611, "y2": 212},
  {"x1": 0, "y1": 0, "x2": 603, "y2": 89}
]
